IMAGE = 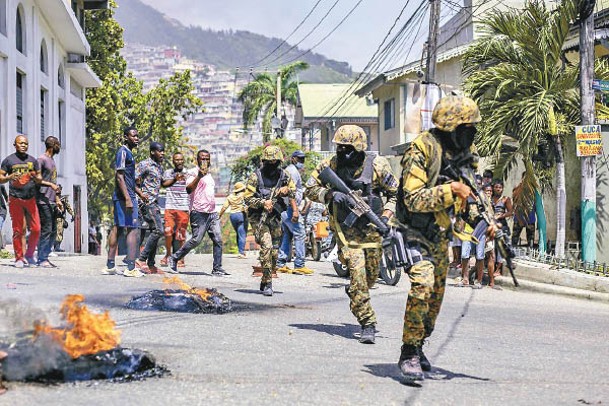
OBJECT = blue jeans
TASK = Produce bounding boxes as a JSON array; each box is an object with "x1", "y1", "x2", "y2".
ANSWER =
[
  {"x1": 278, "y1": 207, "x2": 305, "y2": 268},
  {"x1": 230, "y1": 212, "x2": 247, "y2": 254},
  {"x1": 139, "y1": 203, "x2": 163, "y2": 266},
  {"x1": 173, "y1": 211, "x2": 223, "y2": 271},
  {"x1": 37, "y1": 203, "x2": 57, "y2": 263}
]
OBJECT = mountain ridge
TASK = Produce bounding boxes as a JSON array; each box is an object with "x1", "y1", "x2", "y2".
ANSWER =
[{"x1": 114, "y1": 0, "x2": 354, "y2": 83}]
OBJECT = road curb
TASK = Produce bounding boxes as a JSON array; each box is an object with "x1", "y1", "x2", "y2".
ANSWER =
[{"x1": 494, "y1": 259, "x2": 609, "y2": 303}]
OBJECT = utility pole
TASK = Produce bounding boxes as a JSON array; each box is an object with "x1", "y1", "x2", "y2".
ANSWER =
[
  {"x1": 425, "y1": 0, "x2": 441, "y2": 83},
  {"x1": 580, "y1": 0, "x2": 596, "y2": 262},
  {"x1": 276, "y1": 72, "x2": 281, "y2": 119}
]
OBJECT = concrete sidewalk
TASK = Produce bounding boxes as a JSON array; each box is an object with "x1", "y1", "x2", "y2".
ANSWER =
[{"x1": 494, "y1": 258, "x2": 609, "y2": 303}]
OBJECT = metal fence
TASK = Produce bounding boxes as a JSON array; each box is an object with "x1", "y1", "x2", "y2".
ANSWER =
[{"x1": 514, "y1": 247, "x2": 609, "y2": 277}]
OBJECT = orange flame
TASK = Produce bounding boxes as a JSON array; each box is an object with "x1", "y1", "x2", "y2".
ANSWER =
[
  {"x1": 34, "y1": 294, "x2": 121, "y2": 359},
  {"x1": 163, "y1": 276, "x2": 212, "y2": 301}
]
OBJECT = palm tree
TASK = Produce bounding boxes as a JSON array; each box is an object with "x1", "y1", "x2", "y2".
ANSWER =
[
  {"x1": 238, "y1": 61, "x2": 309, "y2": 142},
  {"x1": 462, "y1": 0, "x2": 609, "y2": 257}
]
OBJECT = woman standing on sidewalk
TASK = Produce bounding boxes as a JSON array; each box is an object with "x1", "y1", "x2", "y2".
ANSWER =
[{"x1": 219, "y1": 182, "x2": 248, "y2": 258}]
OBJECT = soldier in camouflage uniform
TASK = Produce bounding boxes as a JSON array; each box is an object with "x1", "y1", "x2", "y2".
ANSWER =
[
  {"x1": 244, "y1": 145, "x2": 297, "y2": 297},
  {"x1": 54, "y1": 185, "x2": 74, "y2": 252},
  {"x1": 397, "y1": 95, "x2": 496, "y2": 382},
  {"x1": 305, "y1": 125, "x2": 397, "y2": 344}
]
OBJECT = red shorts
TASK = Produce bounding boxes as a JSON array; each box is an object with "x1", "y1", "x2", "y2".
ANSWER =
[{"x1": 164, "y1": 209, "x2": 189, "y2": 240}]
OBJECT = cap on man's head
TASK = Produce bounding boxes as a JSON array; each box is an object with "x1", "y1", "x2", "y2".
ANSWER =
[
  {"x1": 150, "y1": 142, "x2": 164, "y2": 152},
  {"x1": 292, "y1": 150, "x2": 306, "y2": 159}
]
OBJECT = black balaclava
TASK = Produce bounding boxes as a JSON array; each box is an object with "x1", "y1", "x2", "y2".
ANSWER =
[
  {"x1": 435, "y1": 124, "x2": 477, "y2": 153},
  {"x1": 336, "y1": 145, "x2": 366, "y2": 185},
  {"x1": 260, "y1": 160, "x2": 281, "y2": 185}
]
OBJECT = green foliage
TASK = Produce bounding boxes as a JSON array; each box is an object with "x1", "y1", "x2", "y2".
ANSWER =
[
  {"x1": 114, "y1": 0, "x2": 353, "y2": 81},
  {"x1": 238, "y1": 61, "x2": 309, "y2": 141},
  {"x1": 462, "y1": 0, "x2": 609, "y2": 216},
  {"x1": 85, "y1": 2, "x2": 202, "y2": 221},
  {"x1": 230, "y1": 139, "x2": 321, "y2": 185}
]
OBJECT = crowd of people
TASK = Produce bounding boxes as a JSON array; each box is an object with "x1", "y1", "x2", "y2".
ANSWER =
[
  {"x1": 0, "y1": 135, "x2": 74, "y2": 267},
  {"x1": 3, "y1": 95, "x2": 536, "y2": 385},
  {"x1": 451, "y1": 170, "x2": 536, "y2": 289}
]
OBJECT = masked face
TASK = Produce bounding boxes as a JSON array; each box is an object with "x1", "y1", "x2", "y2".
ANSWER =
[
  {"x1": 336, "y1": 144, "x2": 364, "y2": 167},
  {"x1": 295, "y1": 162, "x2": 304, "y2": 170},
  {"x1": 454, "y1": 124, "x2": 477, "y2": 150}
]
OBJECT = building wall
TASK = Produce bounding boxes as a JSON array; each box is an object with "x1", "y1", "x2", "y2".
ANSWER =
[
  {"x1": 0, "y1": 0, "x2": 90, "y2": 253},
  {"x1": 373, "y1": 84, "x2": 403, "y2": 156}
]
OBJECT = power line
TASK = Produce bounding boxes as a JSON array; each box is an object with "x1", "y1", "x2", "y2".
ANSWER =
[
  {"x1": 321, "y1": 0, "x2": 429, "y2": 120},
  {"x1": 296, "y1": 0, "x2": 421, "y2": 122},
  {"x1": 245, "y1": 0, "x2": 325, "y2": 67},
  {"x1": 251, "y1": 0, "x2": 344, "y2": 69},
  {"x1": 271, "y1": 0, "x2": 367, "y2": 68},
  {"x1": 340, "y1": 2, "x2": 430, "y2": 118}
]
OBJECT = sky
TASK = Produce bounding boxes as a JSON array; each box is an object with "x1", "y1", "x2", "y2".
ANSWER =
[{"x1": 138, "y1": 0, "x2": 447, "y2": 71}]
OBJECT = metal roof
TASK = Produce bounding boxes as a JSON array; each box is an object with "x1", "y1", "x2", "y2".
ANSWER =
[{"x1": 297, "y1": 83, "x2": 377, "y2": 119}]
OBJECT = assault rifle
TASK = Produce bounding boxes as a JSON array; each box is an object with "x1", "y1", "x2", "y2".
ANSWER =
[
  {"x1": 318, "y1": 167, "x2": 389, "y2": 236},
  {"x1": 259, "y1": 187, "x2": 280, "y2": 225},
  {"x1": 442, "y1": 154, "x2": 519, "y2": 287}
]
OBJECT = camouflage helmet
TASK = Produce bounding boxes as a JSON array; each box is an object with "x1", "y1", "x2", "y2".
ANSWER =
[
  {"x1": 261, "y1": 145, "x2": 283, "y2": 161},
  {"x1": 432, "y1": 95, "x2": 481, "y2": 132},
  {"x1": 332, "y1": 125, "x2": 367, "y2": 152}
]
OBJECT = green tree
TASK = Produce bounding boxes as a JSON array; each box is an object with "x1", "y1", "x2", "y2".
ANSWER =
[
  {"x1": 230, "y1": 139, "x2": 320, "y2": 186},
  {"x1": 238, "y1": 61, "x2": 309, "y2": 142},
  {"x1": 85, "y1": 1, "x2": 202, "y2": 221},
  {"x1": 462, "y1": 0, "x2": 609, "y2": 256}
]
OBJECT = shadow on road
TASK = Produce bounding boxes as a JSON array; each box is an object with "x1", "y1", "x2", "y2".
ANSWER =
[
  {"x1": 425, "y1": 366, "x2": 490, "y2": 382},
  {"x1": 289, "y1": 323, "x2": 359, "y2": 340},
  {"x1": 362, "y1": 363, "x2": 490, "y2": 387}
]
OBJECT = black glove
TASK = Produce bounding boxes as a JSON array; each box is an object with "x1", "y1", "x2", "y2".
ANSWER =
[
  {"x1": 381, "y1": 216, "x2": 389, "y2": 224},
  {"x1": 331, "y1": 191, "x2": 351, "y2": 209}
]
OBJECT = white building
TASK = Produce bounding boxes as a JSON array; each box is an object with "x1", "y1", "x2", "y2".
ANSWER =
[{"x1": 0, "y1": 0, "x2": 104, "y2": 253}]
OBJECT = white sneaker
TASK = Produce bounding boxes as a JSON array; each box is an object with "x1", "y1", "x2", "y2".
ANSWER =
[
  {"x1": 123, "y1": 268, "x2": 144, "y2": 278},
  {"x1": 15, "y1": 260, "x2": 25, "y2": 269},
  {"x1": 101, "y1": 266, "x2": 117, "y2": 275},
  {"x1": 48, "y1": 252, "x2": 58, "y2": 257}
]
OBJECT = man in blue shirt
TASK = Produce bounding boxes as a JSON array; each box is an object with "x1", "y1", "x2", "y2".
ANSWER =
[
  {"x1": 276, "y1": 150, "x2": 313, "y2": 275},
  {"x1": 102, "y1": 126, "x2": 143, "y2": 277}
]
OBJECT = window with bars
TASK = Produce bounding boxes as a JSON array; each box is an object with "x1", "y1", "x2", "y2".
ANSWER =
[
  {"x1": 40, "y1": 89, "x2": 48, "y2": 141},
  {"x1": 16, "y1": 72, "x2": 24, "y2": 133},
  {"x1": 58, "y1": 100, "x2": 66, "y2": 147}
]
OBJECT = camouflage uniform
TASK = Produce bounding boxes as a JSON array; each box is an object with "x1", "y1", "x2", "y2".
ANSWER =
[
  {"x1": 305, "y1": 125, "x2": 398, "y2": 328},
  {"x1": 55, "y1": 195, "x2": 74, "y2": 245},
  {"x1": 399, "y1": 96, "x2": 481, "y2": 347},
  {"x1": 244, "y1": 146, "x2": 296, "y2": 285}
]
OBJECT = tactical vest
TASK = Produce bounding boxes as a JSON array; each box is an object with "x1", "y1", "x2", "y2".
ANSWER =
[
  {"x1": 248, "y1": 168, "x2": 287, "y2": 216},
  {"x1": 333, "y1": 153, "x2": 383, "y2": 229},
  {"x1": 395, "y1": 132, "x2": 444, "y2": 243}
]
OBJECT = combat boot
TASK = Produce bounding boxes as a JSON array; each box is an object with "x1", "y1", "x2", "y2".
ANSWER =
[
  {"x1": 418, "y1": 346, "x2": 431, "y2": 372},
  {"x1": 359, "y1": 325, "x2": 376, "y2": 344},
  {"x1": 398, "y1": 344, "x2": 425, "y2": 382},
  {"x1": 262, "y1": 282, "x2": 273, "y2": 297}
]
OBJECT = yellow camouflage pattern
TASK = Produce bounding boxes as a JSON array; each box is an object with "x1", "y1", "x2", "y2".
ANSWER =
[
  {"x1": 332, "y1": 125, "x2": 368, "y2": 152},
  {"x1": 261, "y1": 145, "x2": 284, "y2": 161},
  {"x1": 431, "y1": 95, "x2": 481, "y2": 132},
  {"x1": 305, "y1": 153, "x2": 398, "y2": 327},
  {"x1": 341, "y1": 246, "x2": 381, "y2": 326},
  {"x1": 244, "y1": 168, "x2": 296, "y2": 282},
  {"x1": 400, "y1": 129, "x2": 476, "y2": 346}
]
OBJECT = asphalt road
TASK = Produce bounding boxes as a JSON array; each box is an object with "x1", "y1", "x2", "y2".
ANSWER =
[{"x1": 0, "y1": 253, "x2": 608, "y2": 405}]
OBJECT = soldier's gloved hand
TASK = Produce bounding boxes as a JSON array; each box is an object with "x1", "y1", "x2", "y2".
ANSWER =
[
  {"x1": 331, "y1": 191, "x2": 350, "y2": 209},
  {"x1": 381, "y1": 216, "x2": 389, "y2": 224}
]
